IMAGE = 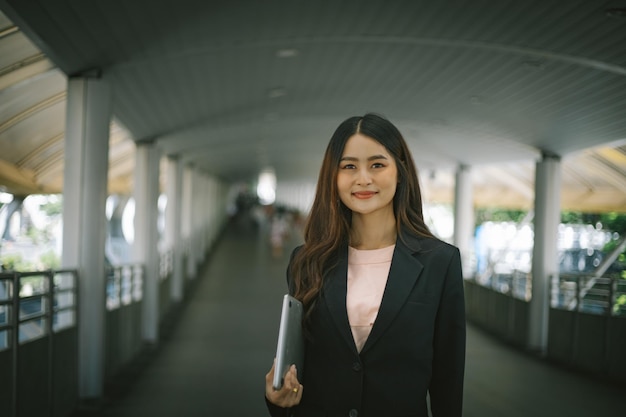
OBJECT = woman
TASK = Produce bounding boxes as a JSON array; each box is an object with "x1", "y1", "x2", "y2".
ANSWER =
[{"x1": 265, "y1": 113, "x2": 466, "y2": 417}]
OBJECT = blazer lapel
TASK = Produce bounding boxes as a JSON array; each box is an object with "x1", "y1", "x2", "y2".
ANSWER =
[
  {"x1": 323, "y1": 247, "x2": 359, "y2": 354},
  {"x1": 361, "y1": 238, "x2": 424, "y2": 354}
]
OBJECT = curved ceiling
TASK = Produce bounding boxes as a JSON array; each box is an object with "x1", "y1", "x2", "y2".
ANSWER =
[{"x1": 0, "y1": 0, "x2": 625, "y2": 212}]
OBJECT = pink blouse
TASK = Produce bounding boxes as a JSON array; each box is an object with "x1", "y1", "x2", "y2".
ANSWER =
[{"x1": 346, "y1": 244, "x2": 395, "y2": 352}]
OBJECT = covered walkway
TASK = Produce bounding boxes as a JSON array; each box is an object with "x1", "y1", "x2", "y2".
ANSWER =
[
  {"x1": 1, "y1": 2, "x2": 625, "y2": 416},
  {"x1": 73, "y1": 219, "x2": 624, "y2": 417}
]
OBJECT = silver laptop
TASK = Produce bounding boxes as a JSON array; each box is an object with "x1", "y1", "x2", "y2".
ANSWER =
[{"x1": 272, "y1": 294, "x2": 305, "y2": 390}]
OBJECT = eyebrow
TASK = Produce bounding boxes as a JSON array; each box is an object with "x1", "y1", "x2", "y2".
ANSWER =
[{"x1": 340, "y1": 154, "x2": 389, "y2": 162}]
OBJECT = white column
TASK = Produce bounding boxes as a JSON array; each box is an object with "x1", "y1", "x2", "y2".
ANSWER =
[
  {"x1": 197, "y1": 172, "x2": 205, "y2": 263},
  {"x1": 165, "y1": 156, "x2": 184, "y2": 301},
  {"x1": 132, "y1": 142, "x2": 161, "y2": 343},
  {"x1": 207, "y1": 177, "x2": 217, "y2": 246},
  {"x1": 192, "y1": 171, "x2": 203, "y2": 266},
  {"x1": 453, "y1": 164, "x2": 474, "y2": 278},
  {"x1": 181, "y1": 166, "x2": 196, "y2": 279},
  {"x1": 529, "y1": 153, "x2": 561, "y2": 353},
  {"x1": 61, "y1": 76, "x2": 112, "y2": 399},
  {"x1": 199, "y1": 174, "x2": 208, "y2": 257}
]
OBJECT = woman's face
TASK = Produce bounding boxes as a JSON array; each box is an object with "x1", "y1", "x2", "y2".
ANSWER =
[{"x1": 336, "y1": 133, "x2": 398, "y2": 217}]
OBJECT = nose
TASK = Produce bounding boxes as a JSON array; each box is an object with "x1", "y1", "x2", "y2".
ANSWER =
[{"x1": 356, "y1": 168, "x2": 372, "y2": 185}]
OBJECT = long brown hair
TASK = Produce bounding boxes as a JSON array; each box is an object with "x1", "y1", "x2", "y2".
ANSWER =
[{"x1": 291, "y1": 113, "x2": 434, "y2": 318}]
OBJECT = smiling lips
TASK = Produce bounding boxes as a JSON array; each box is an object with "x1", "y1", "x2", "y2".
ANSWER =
[{"x1": 352, "y1": 191, "x2": 377, "y2": 199}]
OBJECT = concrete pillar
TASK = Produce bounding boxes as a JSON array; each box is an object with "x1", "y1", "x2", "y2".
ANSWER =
[
  {"x1": 207, "y1": 177, "x2": 217, "y2": 246},
  {"x1": 181, "y1": 166, "x2": 196, "y2": 279},
  {"x1": 453, "y1": 164, "x2": 475, "y2": 278},
  {"x1": 193, "y1": 172, "x2": 203, "y2": 265},
  {"x1": 61, "y1": 76, "x2": 112, "y2": 399},
  {"x1": 165, "y1": 156, "x2": 184, "y2": 301},
  {"x1": 132, "y1": 142, "x2": 161, "y2": 343},
  {"x1": 198, "y1": 174, "x2": 208, "y2": 257},
  {"x1": 529, "y1": 153, "x2": 561, "y2": 353}
]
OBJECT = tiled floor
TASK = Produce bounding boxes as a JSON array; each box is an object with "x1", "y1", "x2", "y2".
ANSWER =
[{"x1": 83, "y1": 218, "x2": 624, "y2": 416}]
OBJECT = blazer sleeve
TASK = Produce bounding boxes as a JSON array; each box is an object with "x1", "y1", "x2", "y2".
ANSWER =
[{"x1": 429, "y1": 246, "x2": 466, "y2": 417}]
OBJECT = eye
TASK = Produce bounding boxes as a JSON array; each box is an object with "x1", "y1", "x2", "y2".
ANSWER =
[
  {"x1": 340, "y1": 163, "x2": 356, "y2": 169},
  {"x1": 371, "y1": 162, "x2": 385, "y2": 168}
]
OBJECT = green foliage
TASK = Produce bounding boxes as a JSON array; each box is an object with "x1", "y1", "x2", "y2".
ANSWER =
[
  {"x1": 475, "y1": 208, "x2": 527, "y2": 226},
  {"x1": 477, "y1": 209, "x2": 626, "y2": 234},
  {"x1": 39, "y1": 250, "x2": 60, "y2": 270},
  {"x1": 561, "y1": 211, "x2": 626, "y2": 234},
  {"x1": 602, "y1": 237, "x2": 626, "y2": 276},
  {"x1": 26, "y1": 226, "x2": 40, "y2": 244},
  {"x1": 0, "y1": 251, "x2": 60, "y2": 272},
  {"x1": 0, "y1": 253, "x2": 36, "y2": 271},
  {"x1": 614, "y1": 294, "x2": 626, "y2": 315},
  {"x1": 39, "y1": 197, "x2": 62, "y2": 216}
]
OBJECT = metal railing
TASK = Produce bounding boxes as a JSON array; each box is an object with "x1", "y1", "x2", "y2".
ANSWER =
[
  {"x1": 472, "y1": 269, "x2": 626, "y2": 315},
  {"x1": 105, "y1": 263, "x2": 143, "y2": 311},
  {"x1": 0, "y1": 268, "x2": 78, "y2": 348},
  {"x1": 0, "y1": 268, "x2": 78, "y2": 417},
  {"x1": 473, "y1": 269, "x2": 532, "y2": 301},
  {"x1": 0, "y1": 248, "x2": 186, "y2": 416},
  {"x1": 159, "y1": 249, "x2": 173, "y2": 281},
  {"x1": 551, "y1": 273, "x2": 626, "y2": 316}
]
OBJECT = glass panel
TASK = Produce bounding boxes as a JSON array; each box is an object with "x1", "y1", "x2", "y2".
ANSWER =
[
  {"x1": 0, "y1": 329, "x2": 8, "y2": 351},
  {"x1": 54, "y1": 271, "x2": 75, "y2": 290},
  {"x1": 579, "y1": 276, "x2": 611, "y2": 315},
  {"x1": 53, "y1": 310, "x2": 75, "y2": 331},
  {"x1": 19, "y1": 317, "x2": 47, "y2": 343},
  {"x1": 132, "y1": 265, "x2": 143, "y2": 302},
  {"x1": 551, "y1": 275, "x2": 578, "y2": 311},
  {"x1": 106, "y1": 268, "x2": 120, "y2": 310},
  {"x1": 0, "y1": 305, "x2": 7, "y2": 325},
  {"x1": 54, "y1": 291, "x2": 75, "y2": 309},
  {"x1": 122, "y1": 266, "x2": 133, "y2": 305},
  {"x1": 19, "y1": 275, "x2": 48, "y2": 297},
  {"x1": 19, "y1": 296, "x2": 46, "y2": 319},
  {"x1": 0, "y1": 279, "x2": 12, "y2": 301}
]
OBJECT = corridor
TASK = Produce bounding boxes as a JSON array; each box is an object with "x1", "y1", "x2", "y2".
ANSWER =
[{"x1": 82, "y1": 219, "x2": 624, "y2": 417}]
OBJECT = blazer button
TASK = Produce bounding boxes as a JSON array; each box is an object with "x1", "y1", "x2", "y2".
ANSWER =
[
  {"x1": 351, "y1": 362, "x2": 362, "y2": 372},
  {"x1": 348, "y1": 409, "x2": 358, "y2": 417}
]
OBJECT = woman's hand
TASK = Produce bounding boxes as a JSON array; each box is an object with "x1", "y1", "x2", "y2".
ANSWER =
[{"x1": 265, "y1": 360, "x2": 303, "y2": 408}]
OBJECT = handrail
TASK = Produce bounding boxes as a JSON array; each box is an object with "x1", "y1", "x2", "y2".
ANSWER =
[
  {"x1": 159, "y1": 249, "x2": 173, "y2": 281},
  {"x1": 0, "y1": 268, "x2": 79, "y2": 417},
  {"x1": 470, "y1": 269, "x2": 625, "y2": 316},
  {"x1": 477, "y1": 212, "x2": 535, "y2": 283},
  {"x1": 474, "y1": 268, "x2": 532, "y2": 301},
  {"x1": 0, "y1": 268, "x2": 78, "y2": 346},
  {"x1": 551, "y1": 273, "x2": 625, "y2": 316},
  {"x1": 568, "y1": 236, "x2": 626, "y2": 307},
  {"x1": 105, "y1": 263, "x2": 144, "y2": 311}
]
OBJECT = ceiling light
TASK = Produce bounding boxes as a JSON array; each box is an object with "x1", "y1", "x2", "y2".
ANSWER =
[
  {"x1": 276, "y1": 49, "x2": 299, "y2": 58},
  {"x1": 257, "y1": 169, "x2": 276, "y2": 205},
  {"x1": 268, "y1": 88, "x2": 287, "y2": 99}
]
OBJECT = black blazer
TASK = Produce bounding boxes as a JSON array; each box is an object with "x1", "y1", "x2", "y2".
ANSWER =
[{"x1": 268, "y1": 232, "x2": 466, "y2": 417}]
